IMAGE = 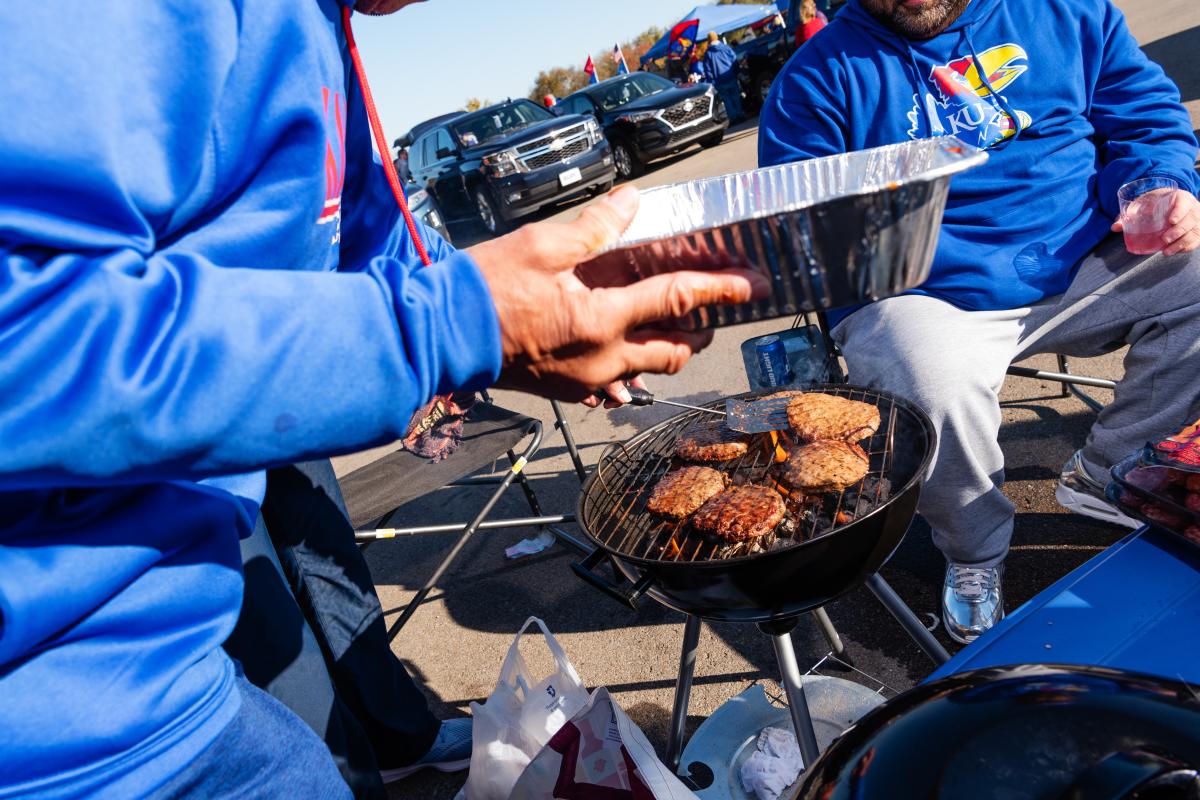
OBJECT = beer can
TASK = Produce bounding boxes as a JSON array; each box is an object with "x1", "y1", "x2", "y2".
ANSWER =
[{"x1": 754, "y1": 335, "x2": 793, "y2": 387}]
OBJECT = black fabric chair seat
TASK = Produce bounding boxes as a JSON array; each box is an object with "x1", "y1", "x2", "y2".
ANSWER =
[{"x1": 340, "y1": 402, "x2": 537, "y2": 528}]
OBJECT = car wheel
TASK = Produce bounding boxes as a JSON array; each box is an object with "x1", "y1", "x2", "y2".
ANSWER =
[
  {"x1": 612, "y1": 141, "x2": 643, "y2": 180},
  {"x1": 475, "y1": 189, "x2": 507, "y2": 236},
  {"x1": 699, "y1": 130, "x2": 725, "y2": 148}
]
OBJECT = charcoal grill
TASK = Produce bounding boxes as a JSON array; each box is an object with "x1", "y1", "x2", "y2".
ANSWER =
[
  {"x1": 575, "y1": 385, "x2": 932, "y2": 620},
  {"x1": 571, "y1": 385, "x2": 952, "y2": 772}
]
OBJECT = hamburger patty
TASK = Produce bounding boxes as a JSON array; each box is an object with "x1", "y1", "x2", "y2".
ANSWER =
[
  {"x1": 786, "y1": 393, "x2": 880, "y2": 443},
  {"x1": 674, "y1": 421, "x2": 750, "y2": 462},
  {"x1": 777, "y1": 440, "x2": 869, "y2": 495},
  {"x1": 646, "y1": 466, "x2": 729, "y2": 519},
  {"x1": 691, "y1": 484, "x2": 786, "y2": 542}
]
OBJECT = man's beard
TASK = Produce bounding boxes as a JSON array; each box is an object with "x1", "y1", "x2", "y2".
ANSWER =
[{"x1": 861, "y1": 0, "x2": 972, "y2": 39}]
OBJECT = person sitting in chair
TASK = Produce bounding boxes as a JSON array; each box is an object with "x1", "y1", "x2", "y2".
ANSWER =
[{"x1": 759, "y1": 0, "x2": 1200, "y2": 643}]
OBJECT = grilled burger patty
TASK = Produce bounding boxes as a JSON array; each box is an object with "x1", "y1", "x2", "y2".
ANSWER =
[
  {"x1": 646, "y1": 466, "x2": 729, "y2": 519},
  {"x1": 786, "y1": 393, "x2": 880, "y2": 443},
  {"x1": 674, "y1": 422, "x2": 751, "y2": 462},
  {"x1": 691, "y1": 484, "x2": 786, "y2": 542},
  {"x1": 777, "y1": 440, "x2": 869, "y2": 495}
]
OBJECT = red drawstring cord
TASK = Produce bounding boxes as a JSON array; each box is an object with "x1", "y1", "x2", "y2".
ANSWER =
[{"x1": 342, "y1": 5, "x2": 433, "y2": 268}]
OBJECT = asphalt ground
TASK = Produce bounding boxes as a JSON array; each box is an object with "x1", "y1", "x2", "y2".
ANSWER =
[{"x1": 335, "y1": 4, "x2": 1200, "y2": 795}]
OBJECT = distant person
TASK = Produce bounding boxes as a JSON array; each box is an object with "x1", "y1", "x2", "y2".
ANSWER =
[
  {"x1": 393, "y1": 147, "x2": 411, "y2": 183},
  {"x1": 688, "y1": 57, "x2": 704, "y2": 84},
  {"x1": 795, "y1": 0, "x2": 828, "y2": 47},
  {"x1": 543, "y1": 94, "x2": 556, "y2": 109},
  {"x1": 702, "y1": 30, "x2": 744, "y2": 122}
]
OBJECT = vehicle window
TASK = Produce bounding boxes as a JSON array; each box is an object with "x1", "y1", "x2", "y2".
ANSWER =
[
  {"x1": 409, "y1": 134, "x2": 429, "y2": 170},
  {"x1": 724, "y1": 17, "x2": 777, "y2": 48},
  {"x1": 433, "y1": 129, "x2": 455, "y2": 159},
  {"x1": 593, "y1": 73, "x2": 674, "y2": 111},
  {"x1": 559, "y1": 96, "x2": 591, "y2": 117},
  {"x1": 421, "y1": 132, "x2": 439, "y2": 165},
  {"x1": 451, "y1": 100, "x2": 553, "y2": 147}
]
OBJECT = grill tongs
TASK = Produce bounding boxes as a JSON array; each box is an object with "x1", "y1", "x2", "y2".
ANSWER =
[{"x1": 599, "y1": 386, "x2": 791, "y2": 434}]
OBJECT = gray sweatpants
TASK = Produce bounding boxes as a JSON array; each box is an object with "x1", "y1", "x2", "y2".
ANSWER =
[{"x1": 831, "y1": 235, "x2": 1200, "y2": 568}]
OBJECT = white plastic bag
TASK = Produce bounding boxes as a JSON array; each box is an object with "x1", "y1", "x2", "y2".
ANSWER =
[
  {"x1": 509, "y1": 687, "x2": 699, "y2": 800},
  {"x1": 458, "y1": 617, "x2": 590, "y2": 800}
]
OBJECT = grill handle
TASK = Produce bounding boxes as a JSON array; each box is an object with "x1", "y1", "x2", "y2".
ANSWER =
[{"x1": 571, "y1": 550, "x2": 653, "y2": 610}]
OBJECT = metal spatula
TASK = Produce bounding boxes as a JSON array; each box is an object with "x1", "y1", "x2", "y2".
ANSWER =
[{"x1": 600, "y1": 387, "x2": 793, "y2": 434}]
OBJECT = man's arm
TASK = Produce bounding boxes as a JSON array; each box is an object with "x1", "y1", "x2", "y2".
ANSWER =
[
  {"x1": 0, "y1": 4, "x2": 502, "y2": 488},
  {"x1": 1088, "y1": 0, "x2": 1199, "y2": 218},
  {"x1": 757, "y1": 47, "x2": 849, "y2": 166},
  {"x1": 0, "y1": 5, "x2": 765, "y2": 489}
]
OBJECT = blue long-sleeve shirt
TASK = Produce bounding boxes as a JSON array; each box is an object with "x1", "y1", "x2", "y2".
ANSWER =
[
  {"x1": 702, "y1": 41, "x2": 739, "y2": 85},
  {"x1": 0, "y1": 1, "x2": 501, "y2": 796},
  {"x1": 759, "y1": 0, "x2": 1199, "y2": 322}
]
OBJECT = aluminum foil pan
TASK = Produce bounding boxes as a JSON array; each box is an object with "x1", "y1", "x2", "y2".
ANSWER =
[{"x1": 576, "y1": 137, "x2": 987, "y2": 330}]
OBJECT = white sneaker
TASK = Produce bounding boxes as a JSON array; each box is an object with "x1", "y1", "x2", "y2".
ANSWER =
[
  {"x1": 1055, "y1": 450, "x2": 1139, "y2": 529},
  {"x1": 379, "y1": 718, "x2": 472, "y2": 783},
  {"x1": 942, "y1": 563, "x2": 1004, "y2": 644}
]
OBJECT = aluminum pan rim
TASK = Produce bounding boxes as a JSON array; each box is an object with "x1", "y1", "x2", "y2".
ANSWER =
[{"x1": 595, "y1": 136, "x2": 987, "y2": 253}]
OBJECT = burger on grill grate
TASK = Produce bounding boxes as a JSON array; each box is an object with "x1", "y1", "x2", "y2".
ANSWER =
[
  {"x1": 646, "y1": 466, "x2": 729, "y2": 520},
  {"x1": 674, "y1": 421, "x2": 751, "y2": 462},
  {"x1": 777, "y1": 440, "x2": 870, "y2": 496},
  {"x1": 786, "y1": 393, "x2": 881, "y2": 444},
  {"x1": 691, "y1": 484, "x2": 786, "y2": 542}
]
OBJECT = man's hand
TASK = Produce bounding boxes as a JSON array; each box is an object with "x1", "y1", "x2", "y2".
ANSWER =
[
  {"x1": 468, "y1": 186, "x2": 769, "y2": 402},
  {"x1": 1112, "y1": 189, "x2": 1200, "y2": 256},
  {"x1": 581, "y1": 376, "x2": 649, "y2": 409}
]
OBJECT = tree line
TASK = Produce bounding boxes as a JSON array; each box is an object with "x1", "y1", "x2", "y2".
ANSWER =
[{"x1": 463, "y1": 0, "x2": 774, "y2": 111}]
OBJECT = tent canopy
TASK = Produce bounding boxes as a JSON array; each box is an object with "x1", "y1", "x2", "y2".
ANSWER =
[{"x1": 640, "y1": 4, "x2": 780, "y2": 66}]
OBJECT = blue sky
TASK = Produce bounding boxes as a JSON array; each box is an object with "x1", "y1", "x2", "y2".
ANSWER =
[{"x1": 353, "y1": 0, "x2": 700, "y2": 142}]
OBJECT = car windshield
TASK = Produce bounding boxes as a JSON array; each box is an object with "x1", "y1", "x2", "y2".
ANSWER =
[
  {"x1": 591, "y1": 74, "x2": 675, "y2": 111},
  {"x1": 451, "y1": 100, "x2": 552, "y2": 147}
]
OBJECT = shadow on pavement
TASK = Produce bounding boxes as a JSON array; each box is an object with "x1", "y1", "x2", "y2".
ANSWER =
[{"x1": 1142, "y1": 25, "x2": 1200, "y2": 105}]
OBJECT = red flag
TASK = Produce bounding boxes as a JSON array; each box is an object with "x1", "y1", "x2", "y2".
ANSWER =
[
  {"x1": 669, "y1": 18, "x2": 700, "y2": 59},
  {"x1": 584, "y1": 54, "x2": 598, "y2": 85}
]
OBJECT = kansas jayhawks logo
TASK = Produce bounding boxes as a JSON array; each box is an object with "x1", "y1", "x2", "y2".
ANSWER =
[
  {"x1": 908, "y1": 43, "x2": 1033, "y2": 148},
  {"x1": 319, "y1": 87, "x2": 346, "y2": 242}
]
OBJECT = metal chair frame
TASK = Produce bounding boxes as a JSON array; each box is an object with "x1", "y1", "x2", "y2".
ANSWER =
[{"x1": 350, "y1": 397, "x2": 589, "y2": 640}]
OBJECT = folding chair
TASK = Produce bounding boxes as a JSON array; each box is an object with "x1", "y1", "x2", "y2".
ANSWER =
[
  {"x1": 340, "y1": 395, "x2": 588, "y2": 640},
  {"x1": 1005, "y1": 356, "x2": 1114, "y2": 413}
]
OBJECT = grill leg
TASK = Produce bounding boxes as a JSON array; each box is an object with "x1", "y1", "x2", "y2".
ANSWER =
[
  {"x1": 769, "y1": 629, "x2": 822, "y2": 768},
  {"x1": 665, "y1": 615, "x2": 702, "y2": 770},
  {"x1": 865, "y1": 573, "x2": 951, "y2": 665},
  {"x1": 811, "y1": 607, "x2": 847, "y2": 659}
]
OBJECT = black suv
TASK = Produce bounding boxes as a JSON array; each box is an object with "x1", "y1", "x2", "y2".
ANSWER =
[
  {"x1": 556, "y1": 73, "x2": 728, "y2": 180},
  {"x1": 407, "y1": 99, "x2": 614, "y2": 235}
]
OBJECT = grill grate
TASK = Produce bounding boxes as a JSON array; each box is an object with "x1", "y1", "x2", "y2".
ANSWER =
[
  {"x1": 661, "y1": 95, "x2": 713, "y2": 129},
  {"x1": 582, "y1": 386, "x2": 901, "y2": 565},
  {"x1": 522, "y1": 138, "x2": 590, "y2": 170},
  {"x1": 516, "y1": 124, "x2": 587, "y2": 155}
]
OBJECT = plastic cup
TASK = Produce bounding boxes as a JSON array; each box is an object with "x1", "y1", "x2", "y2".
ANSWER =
[{"x1": 1118, "y1": 176, "x2": 1180, "y2": 255}]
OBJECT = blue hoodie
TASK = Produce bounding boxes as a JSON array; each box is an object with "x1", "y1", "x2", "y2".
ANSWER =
[
  {"x1": 759, "y1": 0, "x2": 1199, "y2": 318},
  {"x1": 0, "y1": 1, "x2": 500, "y2": 796}
]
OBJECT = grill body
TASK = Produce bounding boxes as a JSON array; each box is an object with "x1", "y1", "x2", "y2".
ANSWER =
[{"x1": 576, "y1": 386, "x2": 934, "y2": 622}]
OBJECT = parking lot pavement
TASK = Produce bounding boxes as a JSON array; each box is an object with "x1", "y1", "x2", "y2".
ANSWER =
[{"x1": 340, "y1": 5, "x2": 1199, "y2": 795}]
